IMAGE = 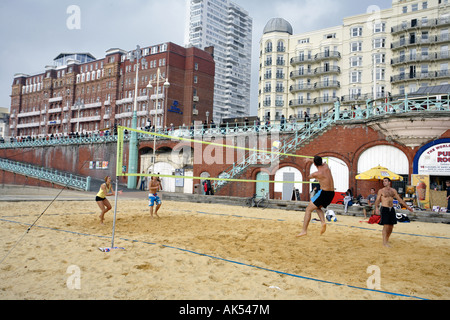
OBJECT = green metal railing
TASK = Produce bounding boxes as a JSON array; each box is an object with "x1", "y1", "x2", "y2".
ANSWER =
[
  {"x1": 212, "y1": 94, "x2": 450, "y2": 191},
  {"x1": 0, "y1": 158, "x2": 91, "y2": 191},
  {"x1": 2, "y1": 94, "x2": 449, "y2": 191}
]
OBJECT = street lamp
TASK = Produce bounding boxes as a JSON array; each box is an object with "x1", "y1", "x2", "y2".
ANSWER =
[
  {"x1": 147, "y1": 68, "x2": 170, "y2": 174},
  {"x1": 127, "y1": 45, "x2": 145, "y2": 189}
]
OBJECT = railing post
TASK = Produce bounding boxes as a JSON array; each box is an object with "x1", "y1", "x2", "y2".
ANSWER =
[
  {"x1": 334, "y1": 100, "x2": 340, "y2": 121},
  {"x1": 404, "y1": 93, "x2": 409, "y2": 112},
  {"x1": 86, "y1": 176, "x2": 91, "y2": 191},
  {"x1": 365, "y1": 99, "x2": 371, "y2": 119}
]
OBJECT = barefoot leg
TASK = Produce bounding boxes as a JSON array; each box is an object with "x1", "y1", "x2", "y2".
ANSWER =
[
  {"x1": 296, "y1": 202, "x2": 317, "y2": 237},
  {"x1": 316, "y1": 207, "x2": 327, "y2": 235},
  {"x1": 96, "y1": 201, "x2": 106, "y2": 224},
  {"x1": 154, "y1": 204, "x2": 161, "y2": 218}
]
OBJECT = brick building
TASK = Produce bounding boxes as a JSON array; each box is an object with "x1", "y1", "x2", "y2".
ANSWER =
[{"x1": 9, "y1": 42, "x2": 215, "y2": 138}]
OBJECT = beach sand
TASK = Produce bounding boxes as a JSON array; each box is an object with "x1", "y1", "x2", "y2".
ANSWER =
[{"x1": 0, "y1": 198, "x2": 449, "y2": 300}]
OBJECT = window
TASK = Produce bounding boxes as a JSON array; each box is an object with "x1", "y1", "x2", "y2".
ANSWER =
[
  {"x1": 349, "y1": 88, "x2": 361, "y2": 98},
  {"x1": 351, "y1": 27, "x2": 362, "y2": 37},
  {"x1": 351, "y1": 41, "x2": 362, "y2": 52},
  {"x1": 412, "y1": 3, "x2": 418, "y2": 11},
  {"x1": 350, "y1": 56, "x2": 362, "y2": 67},
  {"x1": 423, "y1": 1, "x2": 428, "y2": 9},
  {"x1": 402, "y1": 6, "x2": 407, "y2": 13},
  {"x1": 375, "y1": 68, "x2": 385, "y2": 81},
  {"x1": 277, "y1": 41, "x2": 285, "y2": 52},
  {"x1": 373, "y1": 22, "x2": 386, "y2": 33},
  {"x1": 373, "y1": 38, "x2": 386, "y2": 49},
  {"x1": 374, "y1": 53, "x2": 385, "y2": 64},
  {"x1": 351, "y1": 71, "x2": 362, "y2": 83}
]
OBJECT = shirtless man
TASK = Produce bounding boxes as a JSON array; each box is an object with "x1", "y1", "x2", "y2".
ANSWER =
[
  {"x1": 297, "y1": 155, "x2": 335, "y2": 237},
  {"x1": 148, "y1": 176, "x2": 163, "y2": 218},
  {"x1": 374, "y1": 177, "x2": 413, "y2": 247}
]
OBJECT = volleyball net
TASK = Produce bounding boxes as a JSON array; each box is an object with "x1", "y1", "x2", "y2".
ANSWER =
[{"x1": 115, "y1": 125, "x2": 320, "y2": 186}]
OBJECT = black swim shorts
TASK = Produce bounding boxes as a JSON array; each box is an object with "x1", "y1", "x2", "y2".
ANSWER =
[
  {"x1": 95, "y1": 196, "x2": 106, "y2": 202},
  {"x1": 311, "y1": 190, "x2": 335, "y2": 209},
  {"x1": 379, "y1": 206, "x2": 397, "y2": 225}
]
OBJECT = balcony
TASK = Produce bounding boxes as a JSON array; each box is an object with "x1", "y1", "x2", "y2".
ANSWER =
[
  {"x1": 391, "y1": 36, "x2": 446, "y2": 50},
  {"x1": 17, "y1": 110, "x2": 41, "y2": 118},
  {"x1": 290, "y1": 56, "x2": 314, "y2": 66},
  {"x1": 391, "y1": 17, "x2": 450, "y2": 34},
  {"x1": 115, "y1": 97, "x2": 133, "y2": 105},
  {"x1": 48, "y1": 96, "x2": 63, "y2": 103},
  {"x1": 48, "y1": 120, "x2": 61, "y2": 126},
  {"x1": 314, "y1": 80, "x2": 340, "y2": 89},
  {"x1": 290, "y1": 70, "x2": 313, "y2": 79},
  {"x1": 84, "y1": 102, "x2": 102, "y2": 109},
  {"x1": 70, "y1": 115, "x2": 101, "y2": 123},
  {"x1": 314, "y1": 97, "x2": 336, "y2": 104},
  {"x1": 391, "y1": 70, "x2": 450, "y2": 83},
  {"x1": 48, "y1": 107, "x2": 62, "y2": 114},
  {"x1": 150, "y1": 109, "x2": 164, "y2": 115},
  {"x1": 340, "y1": 94, "x2": 372, "y2": 102},
  {"x1": 314, "y1": 66, "x2": 340, "y2": 75},
  {"x1": 314, "y1": 51, "x2": 341, "y2": 61},
  {"x1": 290, "y1": 84, "x2": 314, "y2": 93},
  {"x1": 289, "y1": 99, "x2": 313, "y2": 107},
  {"x1": 115, "y1": 112, "x2": 133, "y2": 119},
  {"x1": 392, "y1": 51, "x2": 450, "y2": 65},
  {"x1": 16, "y1": 122, "x2": 40, "y2": 129}
]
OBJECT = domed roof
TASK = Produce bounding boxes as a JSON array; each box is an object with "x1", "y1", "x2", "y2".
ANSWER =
[{"x1": 263, "y1": 18, "x2": 293, "y2": 35}]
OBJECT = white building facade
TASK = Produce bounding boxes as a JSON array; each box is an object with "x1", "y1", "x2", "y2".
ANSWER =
[
  {"x1": 185, "y1": 0, "x2": 253, "y2": 122},
  {"x1": 259, "y1": 0, "x2": 450, "y2": 122}
]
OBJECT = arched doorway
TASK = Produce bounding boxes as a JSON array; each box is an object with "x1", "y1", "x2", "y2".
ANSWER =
[
  {"x1": 310, "y1": 157, "x2": 349, "y2": 192},
  {"x1": 256, "y1": 172, "x2": 269, "y2": 198},
  {"x1": 274, "y1": 166, "x2": 303, "y2": 200}
]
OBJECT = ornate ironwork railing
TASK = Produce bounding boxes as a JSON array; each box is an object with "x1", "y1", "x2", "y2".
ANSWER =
[{"x1": 0, "y1": 158, "x2": 91, "y2": 191}]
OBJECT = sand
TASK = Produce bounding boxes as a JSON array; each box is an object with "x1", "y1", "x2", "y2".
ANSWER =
[{"x1": 0, "y1": 198, "x2": 449, "y2": 300}]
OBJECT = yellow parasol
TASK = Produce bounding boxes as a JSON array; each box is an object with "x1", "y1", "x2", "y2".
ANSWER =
[{"x1": 355, "y1": 165, "x2": 403, "y2": 181}]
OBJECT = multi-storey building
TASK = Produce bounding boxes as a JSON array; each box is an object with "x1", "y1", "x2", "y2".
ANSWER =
[
  {"x1": 9, "y1": 42, "x2": 215, "y2": 138},
  {"x1": 258, "y1": 0, "x2": 450, "y2": 122},
  {"x1": 0, "y1": 107, "x2": 9, "y2": 140},
  {"x1": 185, "y1": 0, "x2": 253, "y2": 122}
]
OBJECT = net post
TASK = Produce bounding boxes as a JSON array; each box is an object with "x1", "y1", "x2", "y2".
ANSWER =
[{"x1": 111, "y1": 176, "x2": 119, "y2": 248}]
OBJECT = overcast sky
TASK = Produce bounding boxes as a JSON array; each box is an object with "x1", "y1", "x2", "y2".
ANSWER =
[{"x1": 0, "y1": 0, "x2": 392, "y2": 115}]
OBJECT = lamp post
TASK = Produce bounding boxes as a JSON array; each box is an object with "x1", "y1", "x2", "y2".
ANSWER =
[
  {"x1": 127, "y1": 45, "x2": 144, "y2": 189},
  {"x1": 147, "y1": 68, "x2": 170, "y2": 174}
]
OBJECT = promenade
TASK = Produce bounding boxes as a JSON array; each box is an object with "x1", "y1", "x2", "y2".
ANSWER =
[{"x1": 1, "y1": 184, "x2": 448, "y2": 224}]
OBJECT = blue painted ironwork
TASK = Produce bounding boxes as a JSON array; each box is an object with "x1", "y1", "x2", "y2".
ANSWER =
[
  {"x1": 0, "y1": 158, "x2": 91, "y2": 191},
  {"x1": 2, "y1": 94, "x2": 449, "y2": 191}
]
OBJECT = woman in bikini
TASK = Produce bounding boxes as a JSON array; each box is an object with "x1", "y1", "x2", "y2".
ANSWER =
[{"x1": 96, "y1": 176, "x2": 121, "y2": 224}]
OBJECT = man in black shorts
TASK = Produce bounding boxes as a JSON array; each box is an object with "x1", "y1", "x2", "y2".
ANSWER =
[
  {"x1": 374, "y1": 178, "x2": 413, "y2": 247},
  {"x1": 297, "y1": 155, "x2": 335, "y2": 237}
]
